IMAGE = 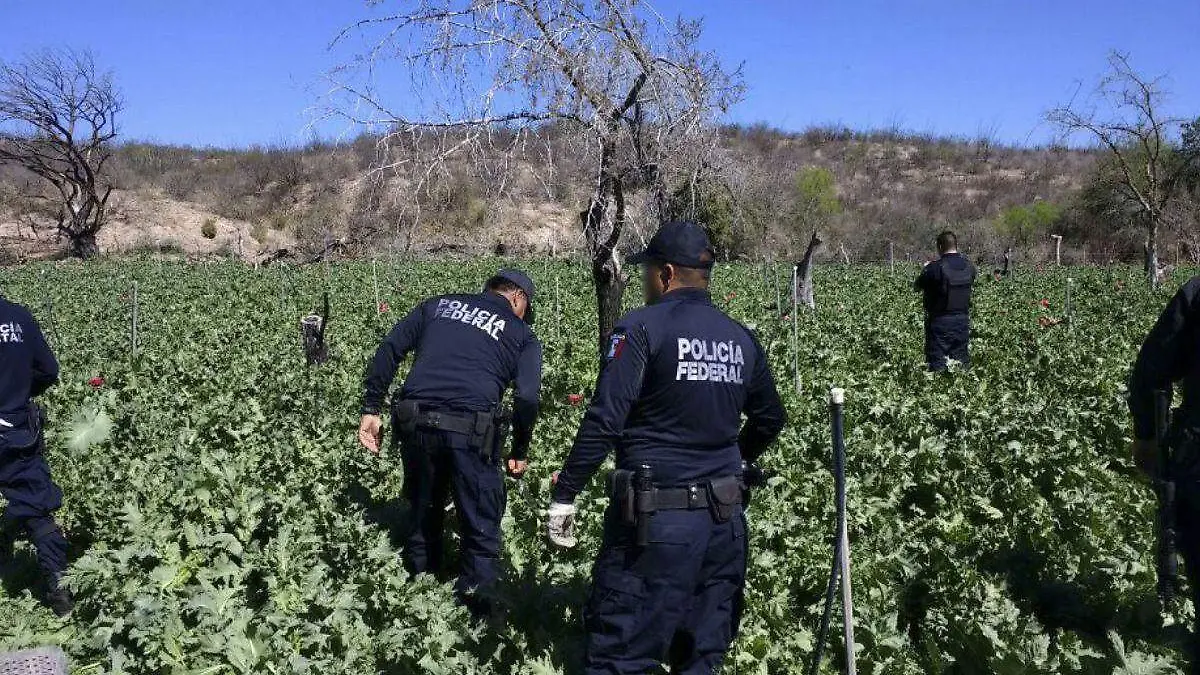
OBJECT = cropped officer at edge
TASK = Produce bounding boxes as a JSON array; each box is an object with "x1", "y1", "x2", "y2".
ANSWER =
[
  {"x1": 1129, "y1": 276, "x2": 1200, "y2": 672},
  {"x1": 358, "y1": 269, "x2": 543, "y2": 619},
  {"x1": 548, "y1": 221, "x2": 786, "y2": 674},
  {"x1": 915, "y1": 230, "x2": 977, "y2": 371},
  {"x1": 0, "y1": 293, "x2": 73, "y2": 616}
]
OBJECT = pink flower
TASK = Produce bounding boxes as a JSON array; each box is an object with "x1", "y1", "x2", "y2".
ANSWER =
[
  {"x1": 88, "y1": 376, "x2": 105, "y2": 389},
  {"x1": 378, "y1": 302, "x2": 390, "y2": 314},
  {"x1": 1039, "y1": 298, "x2": 1050, "y2": 309},
  {"x1": 567, "y1": 394, "x2": 584, "y2": 406}
]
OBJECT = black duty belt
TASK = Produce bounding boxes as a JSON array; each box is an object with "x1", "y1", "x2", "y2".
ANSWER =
[
  {"x1": 415, "y1": 411, "x2": 475, "y2": 435},
  {"x1": 653, "y1": 484, "x2": 721, "y2": 510}
]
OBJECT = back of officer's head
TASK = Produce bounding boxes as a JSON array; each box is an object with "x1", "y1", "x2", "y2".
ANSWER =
[
  {"x1": 937, "y1": 231, "x2": 958, "y2": 255},
  {"x1": 631, "y1": 220, "x2": 716, "y2": 304},
  {"x1": 486, "y1": 277, "x2": 531, "y2": 321}
]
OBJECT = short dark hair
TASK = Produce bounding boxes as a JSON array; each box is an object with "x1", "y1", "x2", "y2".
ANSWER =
[
  {"x1": 675, "y1": 265, "x2": 711, "y2": 285},
  {"x1": 487, "y1": 278, "x2": 525, "y2": 297},
  {"x1": 659, "y1": 249, "x2": 713, "y2": 286},
  {"x1": 936, "y1": 231, "x2": 957, "y2": 253}
]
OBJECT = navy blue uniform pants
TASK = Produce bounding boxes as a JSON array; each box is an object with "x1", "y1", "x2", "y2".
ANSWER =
[
  {"x1": 0, "y1": 440, "x2": 68, "y2": 581},
  {"x1": 925, "y1": 314, "x2": 970, "y2": 371},
  {"x1": 584, "y1": 504, "x2": 748, "y2": 674},
  {"x1": 1175, "y1": 482, "x2": 1200, "y2": 673},
  {"x1": 398, "y1": 426, "x2": 505, "y2": 616}
]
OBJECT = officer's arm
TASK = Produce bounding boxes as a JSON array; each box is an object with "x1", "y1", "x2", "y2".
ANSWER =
[
  {"x1": 553, "y1": 324, "x2": 649, "y2": 503},
  {"x1": 510, "y1": 337, "x2": 543, "y2": 460},
  {"x1": 360, "y1": 301, "x2": 427, "y2": 415},
  {"x1": 28, "y1": 316, "x2": 59, "y2": 397},
  {"x1": 1129, "y1": 278, "x2": 1199, "y2": 439},
  {"x1": 914, "y1": 263, "x2": 936, "y2": 291},
  {"x1": 740, "y1": 334, "x2": 786, "y2": 462}
]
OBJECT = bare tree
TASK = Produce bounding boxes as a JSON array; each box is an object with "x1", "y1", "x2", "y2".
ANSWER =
[
  {"x1": 325, "y1": 0, "x2": 742, "y2": 355},
  {"x1": 0, "y1": 50, "x2": 122, "y2": 259},
  {"x1": 1048, "y1": 52, "x2": 1195, "y2": 288}
]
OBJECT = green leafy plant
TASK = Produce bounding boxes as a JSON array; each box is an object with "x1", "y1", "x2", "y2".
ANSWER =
[{"x1": 0, "y1": 259, "x2": 1188, "y2": 674}]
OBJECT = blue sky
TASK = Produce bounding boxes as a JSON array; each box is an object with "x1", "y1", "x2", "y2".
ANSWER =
[{"x1": 3, "y1": 0, "x2": 1197, "y2": 148}]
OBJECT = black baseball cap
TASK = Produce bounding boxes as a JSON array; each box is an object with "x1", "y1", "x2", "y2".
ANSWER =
[
  {"x1": 627, "y1": 220, "x2": 715, "y2": 269},
  {"x1": 486, "y1": 268, "x2": 536, "y2": 325}
]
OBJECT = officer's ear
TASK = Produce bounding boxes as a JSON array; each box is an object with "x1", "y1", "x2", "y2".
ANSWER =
[{"x1": 659, "y1": 264, "x2": 674, "y2": 289}]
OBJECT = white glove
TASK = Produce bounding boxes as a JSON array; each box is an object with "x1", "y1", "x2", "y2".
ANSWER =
[{"x1": 547, "y1": 502, "x2": 578, "y2": 548}]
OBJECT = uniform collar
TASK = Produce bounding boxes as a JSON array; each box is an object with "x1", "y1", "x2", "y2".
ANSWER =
[{"x1": 661, "y1": 287, "x2": 712, "y2": 305}]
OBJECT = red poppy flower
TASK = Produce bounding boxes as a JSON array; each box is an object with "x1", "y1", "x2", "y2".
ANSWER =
[
  {"x1": 378, "y1": 302, "x2": 390, "y2": 314},
  {"x1": 88, "y1": 376, "x2": 105, "y2": 389},
  {"x1": 1039, "y1": 298, "x2": 1050, "y2": 309},
  {"x1": 567, "y1": 394, "x2": 584, "y2": 406}
]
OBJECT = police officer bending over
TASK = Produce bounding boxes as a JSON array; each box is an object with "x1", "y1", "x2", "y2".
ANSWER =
[
  {"x1": 358, "y1": 269, "x2": 542, "y2": 619},
  {"x1": 1130, "y1": 276, "x2": 1200, "y2": 673},
  {"x1": 915, "y1": 230, "x2": 977, "y2": 371},
  {"x1": 0, "y1": 293, "x2": 73, "y2": 616},
  {"x1": 548, "y1": 221, "x2": 786, "y2": 674}
]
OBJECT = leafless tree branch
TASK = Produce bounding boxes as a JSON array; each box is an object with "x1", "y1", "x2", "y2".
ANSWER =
[{"x1": 0, "y1": 49, "x2": 122, "y2": 258}]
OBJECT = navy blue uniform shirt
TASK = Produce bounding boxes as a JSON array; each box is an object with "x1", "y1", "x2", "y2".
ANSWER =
[
  {"x1": 0, "y1": 297, "x2": 59, "y2": 416},
  {"x1": 1130, "y1": 277, "x2": 1200, "y2": 440},
  {"x1": 554, "y1": 287, "x2": 786, "y2": 502},
  {"x1": 915, "y1": 253, "x2": 977, "y2": 317},
  {"x1": 362, "y1": 292, "x2": 542, "y2": 459}
]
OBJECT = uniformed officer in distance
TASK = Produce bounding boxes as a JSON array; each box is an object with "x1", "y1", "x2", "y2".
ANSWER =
[
  {"x1": 1130, "y1": 276, "x2": 1200, "y2": 671},
  {"x1": 358, "y1": 269, "x2": 542, "y2": 619},
  {"x1": 547, "y1": 221, "x2": 786, "y2": 674},
  {"x1": 915, "y1": 231, "x2": 977, "y2": 370},
  {"x1": 0, "y1": 293, "x2": 73, "y2": 616}
]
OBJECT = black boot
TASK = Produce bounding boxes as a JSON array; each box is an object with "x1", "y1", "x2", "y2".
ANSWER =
[
  {"x1": 43, "y1": 576, "x2": 74, "y2": 617},
  {"x1": 26, "y1": 517, "x2": 72, "y2": 617}
]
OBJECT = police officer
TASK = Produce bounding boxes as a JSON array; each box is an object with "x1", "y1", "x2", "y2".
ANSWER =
[
  {"x1": 915, "y1": 231, "x2": 977, "y2": 370},
  {"x1": 357, "y1": 269, "x2": 542, "y2": 619},
  {"x1": 0, "y1": 293, "x2": 73, "y2": 616},
  {"x1": 547, "y1": 221, "x2": 786, "y2": 674},
  {"x1": 1130, "y1": 276, "x2": 1200, "y2": 672}
]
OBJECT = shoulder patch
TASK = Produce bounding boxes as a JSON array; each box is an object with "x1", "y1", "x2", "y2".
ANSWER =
[{"x1": 606, "y1": 332, "x2": 627, "y2": 360}]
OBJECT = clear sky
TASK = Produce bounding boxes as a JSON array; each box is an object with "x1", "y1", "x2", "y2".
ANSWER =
[{"x1": 3, "y1": 0, "x2": 1197, "y2": 148}]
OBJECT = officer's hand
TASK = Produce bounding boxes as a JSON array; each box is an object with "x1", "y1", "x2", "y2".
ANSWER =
[
  {"x1": 507, "y1": 459, "x2": 528, "y2": 478},
  {"x1": 1133, "y1": 438, "x2": 1158, "y2": 476},
  {"x1": 358, "y1": 415, "x2": 384, "y2": 454},
  {"x1": 547, "y1": 502, "x2": 577, "y2": 548}
]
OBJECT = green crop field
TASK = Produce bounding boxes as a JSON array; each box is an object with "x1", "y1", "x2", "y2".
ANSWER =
[{"x1": 0, "y1": 258, "x2": 1192, "y2": 674}]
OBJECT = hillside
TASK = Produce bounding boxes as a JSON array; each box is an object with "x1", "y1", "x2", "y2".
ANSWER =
[{"x1": 0, "y1": 126, "x2": 1109, "y2": 264}]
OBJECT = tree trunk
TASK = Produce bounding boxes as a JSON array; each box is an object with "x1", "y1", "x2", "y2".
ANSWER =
[
  {"x1": 582, "y1": 140, "x2": 627, "y2": 360},
  {"x1": 1146, "y1": 217, "x2": 1160, "y2": 289},
  {"x1": 67, "y1": 231, "x2": 99, "y2": 259},
  {"x1": 795, "y1": 230, "x2": 822, "y2": 309},
  {"x1": 593, "y1": 254, "x2": 625, "y2": 357}
]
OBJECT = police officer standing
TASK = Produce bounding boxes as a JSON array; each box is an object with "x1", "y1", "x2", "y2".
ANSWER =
[
  {"x1": 0, "y1": 293, "x2": 73, "y2": 616},
  {"x1": 547, "y1": 221, "x2": 786, "y2": 674},
  {"x1": 915, "y1": 231, "x2": 977, "y2": 370},
  {"x1": 1129, "y1": 276, "x2": 1200, "y2": 672},
  {"x1": 358, "y1": 269, "x2": 542, "y2": 620}
]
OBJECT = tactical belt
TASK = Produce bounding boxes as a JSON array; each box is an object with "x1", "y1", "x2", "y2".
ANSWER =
[
  {"x1": 611, "y1": 470, "x2": 744, "y2": 537},
  {"x1": 652, "y1": 484, "x2": 729, "y2": 510},
  {"x1": 413, "y1": 411, "x2": 475, "y2": 436}
]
